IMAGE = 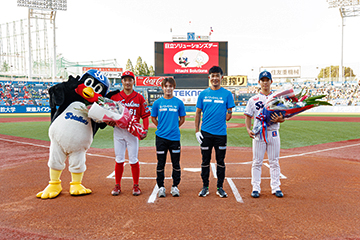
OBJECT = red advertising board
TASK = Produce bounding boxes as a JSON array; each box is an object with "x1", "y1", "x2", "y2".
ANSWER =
[
  {"x1": 82, "y1": 67, "x2": 123, "y2": 78},
  {"x1": 83, "y1": 67, "x2": 123, "y2": 72},
  {"x1": 163, "y1": 42, "x2": 219, "y2": 74},
  {"x1": 136, "y1": 76, "x2": 172, "y2": 87}
]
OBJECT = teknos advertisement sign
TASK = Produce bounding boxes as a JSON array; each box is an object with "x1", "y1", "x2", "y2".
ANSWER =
[
  {"x1": 163, "y1": 42, "x2": 219, "y2": 74},
  {"x1": 136, "y1": 76, "x2": 174, "y2": 87},
  {"x1": 174, "y1": 89, "x2": 203, "y2": 105}
]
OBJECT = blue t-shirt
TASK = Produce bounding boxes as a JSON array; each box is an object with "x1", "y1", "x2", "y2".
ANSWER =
[
  {"x1": 196, "y1": 87, "x2": 235, "y2": 136},
  {"x1": 151, "y1": 96, "x2": 186, "y2": 141}
]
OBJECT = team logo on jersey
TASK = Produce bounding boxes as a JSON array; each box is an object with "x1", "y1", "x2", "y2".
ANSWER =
[
  {"x1": 121, "y1": 100, "x2": 140, "y2": 107},
  {"x1": 255, "y1": 101, "x2": 264, "y2": 110},
  {"x1": 272, "y1": 131, "x2": 277, "y2": 137},
  {"x1": 253, "y1": 97, "x2": 259, "y2": 101},
  {"x1": 65, "y1": 112, "x2": 89, "y2": 125}
]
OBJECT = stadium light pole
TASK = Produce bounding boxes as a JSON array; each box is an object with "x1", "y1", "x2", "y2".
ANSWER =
[
  {"x1": 17, "y1": 0, "x2": 67, "y2": 82},
  {"x1": 327, "y1": 0, "x2": 360, "y2": 82}
]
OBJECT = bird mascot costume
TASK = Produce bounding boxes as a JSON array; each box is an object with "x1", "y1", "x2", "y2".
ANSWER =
[{"x1": 37, "y1": 69, "x2": 110, "y2": 199}]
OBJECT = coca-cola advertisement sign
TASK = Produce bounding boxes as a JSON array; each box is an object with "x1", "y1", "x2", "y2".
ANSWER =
[{"x1": 136, "y1": 76, "x2": 173, "y2": 87}]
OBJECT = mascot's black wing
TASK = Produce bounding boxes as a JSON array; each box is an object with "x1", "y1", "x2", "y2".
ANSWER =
[
  {"x1": 91, "y1": 120, "x2": 107, "y2": 137},
  {"x1": 105, "y1": 90, "x2": 120, "y2": 99},
  {"x1": 49, "y1": 82, "x2": 65, "y2": 122},
  {"x1": 49, "y1": 75, "x2": 82, "y2": 123}
]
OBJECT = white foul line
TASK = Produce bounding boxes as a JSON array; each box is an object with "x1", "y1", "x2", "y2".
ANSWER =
[
  {"x1": 148, "y1": 184, "x2": 159, "y2": 203},
  {"x1": 278, "y1": 143, "x2": 360, "y2": 159},
  {"x1": 263, "y1": 163, "x2": 287, "y2": 179},
  {"x1": 227, "y1": 178, "x2": 244, "y2": 203},
  {"x1": 0, "y1": 137, "x2": 50, "y2": 149}
]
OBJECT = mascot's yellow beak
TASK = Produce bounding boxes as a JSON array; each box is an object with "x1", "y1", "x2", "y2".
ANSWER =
[{"x1": 82, "y1": 87, "x2": 94, "y2": 99}]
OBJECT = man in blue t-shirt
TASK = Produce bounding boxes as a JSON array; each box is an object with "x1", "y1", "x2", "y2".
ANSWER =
[
  {"x1": 195, "y1": 66, "x2": 235, "y2": 198},
  {"x1": 151, "y1": 77, "x2": 186, "y2": 198}
]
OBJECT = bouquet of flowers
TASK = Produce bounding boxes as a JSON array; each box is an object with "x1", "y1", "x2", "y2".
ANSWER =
[
  {"x1": 82, "y1": 97, "x2": 147, "y2": 140},
  {"x1": 252, "y1": 87, "x2": 332, "y2": 142}
]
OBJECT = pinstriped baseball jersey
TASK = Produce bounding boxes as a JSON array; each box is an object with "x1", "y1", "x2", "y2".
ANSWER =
[{"x1": 244, "y1": 91, "x2": 279, "y2": 132}]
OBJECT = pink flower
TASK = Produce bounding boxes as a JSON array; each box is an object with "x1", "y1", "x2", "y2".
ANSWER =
[{"x1": 300, "y1": 95, "x2": 308, "y2": 101}]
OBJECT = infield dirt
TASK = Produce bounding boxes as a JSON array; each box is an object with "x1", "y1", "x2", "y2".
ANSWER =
[{"x1": 1, "y1": 131, "x2": 360, "y2": 239}]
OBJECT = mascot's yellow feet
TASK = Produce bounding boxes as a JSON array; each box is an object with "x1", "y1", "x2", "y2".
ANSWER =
[
  {"x1": 36, "y1": 180, "x2": 62, "y2": 199},
  {"x1": 69, "y1": 182, "x2": 92, "y2": 196}
]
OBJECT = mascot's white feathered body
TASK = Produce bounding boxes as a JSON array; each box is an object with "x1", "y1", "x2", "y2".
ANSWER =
[{"x1": 37, "y1": 69, "x2": 109, "y2": 199}]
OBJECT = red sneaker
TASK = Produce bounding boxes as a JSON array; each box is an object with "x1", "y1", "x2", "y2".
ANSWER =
[
  {"x1": 111, "y1": 184, "x2": 121, "y2": 196},
  {"x1": 132, "y1": 184, "x2": 141, "y2": 196}
]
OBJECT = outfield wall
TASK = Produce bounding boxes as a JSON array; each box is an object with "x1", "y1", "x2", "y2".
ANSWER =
[
  {"x1": 1, "y1": 105, "x2": 359, "y2": 114},
  {"x1": 0, "y1": 105, "x2": 51, "y2": 113}
]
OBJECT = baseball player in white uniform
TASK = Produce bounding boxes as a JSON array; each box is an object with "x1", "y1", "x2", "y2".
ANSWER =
[{"x1": 244, "y1": 70, "x2": 285, "y2": 198}]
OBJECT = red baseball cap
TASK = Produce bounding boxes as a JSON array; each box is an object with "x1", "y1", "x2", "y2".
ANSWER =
[{"x1": 121, "y1": 71, "x2": 135, "y2": 79}]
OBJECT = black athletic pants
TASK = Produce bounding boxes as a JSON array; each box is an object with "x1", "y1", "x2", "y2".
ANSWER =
[
  {"x1": 200, "y1": 130, "x2": 227, "y2": 188},
  {"x1": 156, "y1": 136, "x2": 181, "y2": 188}
]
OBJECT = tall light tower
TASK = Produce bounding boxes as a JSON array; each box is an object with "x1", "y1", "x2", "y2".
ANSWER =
[
  {"x1": 17, "y1": 0, "x2": 67, "y2": 82},
  {"x1": 327, "y1": 0, "x2": 360, "y2": 82}
]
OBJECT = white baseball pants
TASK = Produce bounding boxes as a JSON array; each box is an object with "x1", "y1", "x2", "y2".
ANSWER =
[
  {"x1": 251, "y1": 130, "x2": 281, "y2": 194},
  {"x1": 113, "y1": 127, "x2": 139, "y2": 164}
]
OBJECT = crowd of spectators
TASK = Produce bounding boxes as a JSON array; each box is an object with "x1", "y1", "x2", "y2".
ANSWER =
[
  {"x1": 0, "y1": 81, "x2": 52, "y2": 106},
  {"x1": 293, "y1": 81, "x2": 360, "y2": 106},
  {"x1": 239, "y1": 81, "x2": 359, "y2": 106}
]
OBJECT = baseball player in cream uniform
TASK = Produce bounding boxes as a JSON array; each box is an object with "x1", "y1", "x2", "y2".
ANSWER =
[{"x1": 244, "y1": 70, "x2": 285, "y2": 198}]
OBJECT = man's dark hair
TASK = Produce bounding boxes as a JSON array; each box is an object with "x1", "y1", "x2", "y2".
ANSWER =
[
  {"x1": 161, "y1": 77, "x2": 176, "y2": 88},
  {"x1": 209, "y1": 66, "x2": 223, "y2": 75}
]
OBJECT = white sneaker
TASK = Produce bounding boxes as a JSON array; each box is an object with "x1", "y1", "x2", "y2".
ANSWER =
[
  {"x1": 170, "y1": 186, "x2": 180, "y2": 197},
  {"x1": 158, "y1": 187, "x2": 166, "y2": 198}
]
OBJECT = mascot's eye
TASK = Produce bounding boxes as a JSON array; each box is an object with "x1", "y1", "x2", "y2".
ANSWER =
[
  {"x1": 93, "y1": 84, "x2": 103, "y2": 94},
  {"x1": 84, "y1": 78, "x2": 94, "y2": 87}
]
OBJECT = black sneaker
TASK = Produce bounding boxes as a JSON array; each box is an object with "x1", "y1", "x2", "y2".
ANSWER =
[
  {"x1": 216, "y1": 187, "x2": 228, "y2": 198},
  {"x1": 198, "y1": 187, "x2": 209, "y2": 197},
  {"x1": 251, "y1": 191, "x2": 260, "y2": 198},
  {"x1": 274, "y1": 190, "x2": 284, "y2": 198}
]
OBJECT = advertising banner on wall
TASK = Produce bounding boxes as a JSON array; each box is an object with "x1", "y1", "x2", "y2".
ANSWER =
[
  {"x1": 260, "y1": 66, "x2": 301, "y2": 79},
  {"x1": 163, "y1": 42, "x2": 219, "y2": 74},
  {"x1": 136, "y1": 76, "x2": 172, "y2": 87},
  {"x1": 0, "y1": 105, "x2": 51, "y2": 113},
  {"x1": 173, "y1": 89, "x2": 203, "y2": 105},
  {"x1": 82, "y1": 67, "x2": 123, "y2": 78},
  {"x1": 208, "y1": 75, "x2": 247, "y2": 87}
]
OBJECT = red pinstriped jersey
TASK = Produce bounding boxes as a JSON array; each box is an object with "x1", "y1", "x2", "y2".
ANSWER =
[{"x1": 110, "y1": 90, "x2": 150, "y2": 123}]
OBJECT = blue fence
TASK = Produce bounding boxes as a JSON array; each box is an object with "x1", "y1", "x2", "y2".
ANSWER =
[{"x1": 0, "y1": 105, "x2": 51, "y2": 113}]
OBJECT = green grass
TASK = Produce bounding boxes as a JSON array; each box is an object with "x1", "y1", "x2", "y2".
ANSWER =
[
  {"x1": 0, "y1": 116, "x2": 359, "y2": 149},
  {"x1": 0, "y1": 113, "x2": 50, "y2": 118}
]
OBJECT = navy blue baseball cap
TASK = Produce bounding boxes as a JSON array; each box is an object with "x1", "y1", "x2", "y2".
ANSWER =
[
  {"x1": 259, "y1": 71, "x2": 272, "y2": 80},
  {"x1": 81, "y1": 69, "x2": 110, "y2": 94}
]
